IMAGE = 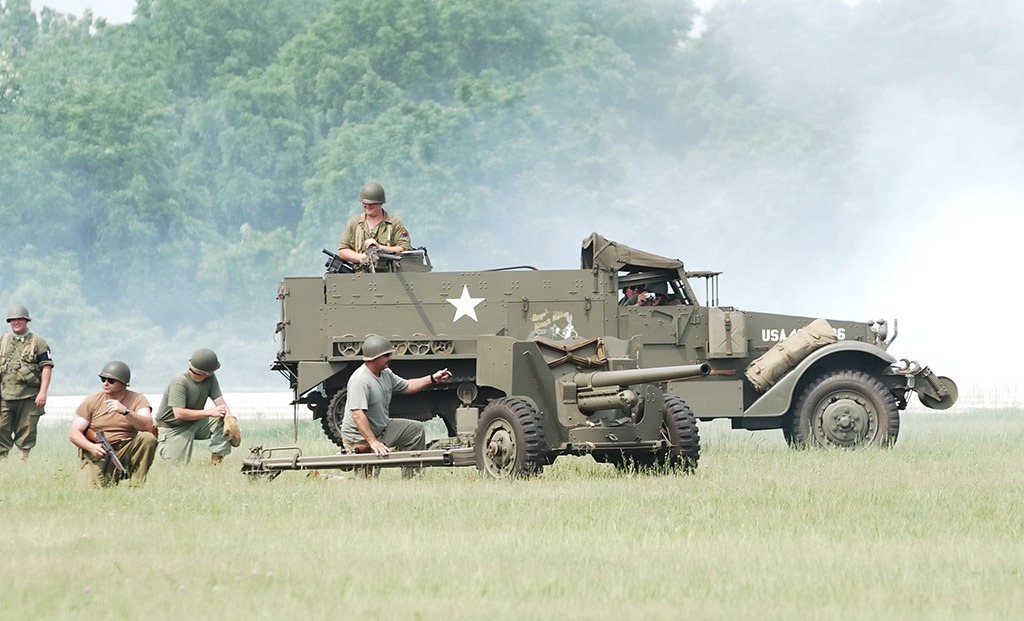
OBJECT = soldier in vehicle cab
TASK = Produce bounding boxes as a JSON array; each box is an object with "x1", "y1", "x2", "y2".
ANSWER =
[{"x1": 621, "y1": 282, "x2": 680, "y2": 307}]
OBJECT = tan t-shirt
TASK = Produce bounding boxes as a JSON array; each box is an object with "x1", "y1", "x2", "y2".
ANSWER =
[{"x1": 75, "y1": 390, "x2": 152, "y2": 444}]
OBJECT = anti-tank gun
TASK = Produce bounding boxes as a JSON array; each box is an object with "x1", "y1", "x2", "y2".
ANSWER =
[
  {"x1": 471, "y1": 336, "x2": 710, "y2": 477},
  {"x1": 246, "y1": 336, "x2": 709, "y2": 479}
]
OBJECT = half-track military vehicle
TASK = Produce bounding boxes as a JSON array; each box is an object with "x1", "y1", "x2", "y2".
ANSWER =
[
  {"x1": 272, "y1": 233, "x2": 956, "y2": 456},
  {"x1": 247, "y1": 335, "x2": 709, "y2": 479}
]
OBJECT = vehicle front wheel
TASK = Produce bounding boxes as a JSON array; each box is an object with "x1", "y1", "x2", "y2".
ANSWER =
[
  {"x1": 474, "y1": 397, "x2": 548, "y2": 478},
  {"x1": 788, "y1": 370, "x2": 899, "y2": 449}
]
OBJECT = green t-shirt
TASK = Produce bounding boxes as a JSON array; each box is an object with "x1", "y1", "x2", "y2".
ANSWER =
[{"x1": 155, "y1": 372, "x2": 223, "y2": 426}]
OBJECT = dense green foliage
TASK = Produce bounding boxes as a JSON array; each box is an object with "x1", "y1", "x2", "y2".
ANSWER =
[{"x1": 0, "y1": 0, "x2": 1020, "y2": 390}]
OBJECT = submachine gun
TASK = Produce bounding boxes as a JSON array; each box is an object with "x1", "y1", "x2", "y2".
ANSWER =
[{"x1": 84, "y1": 427, "x2": 128, "y2": 476}]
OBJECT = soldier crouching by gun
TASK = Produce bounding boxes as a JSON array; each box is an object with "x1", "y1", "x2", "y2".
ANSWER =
[{"x1": 68, "y1": 361, "x2": 157, "y2": 488}]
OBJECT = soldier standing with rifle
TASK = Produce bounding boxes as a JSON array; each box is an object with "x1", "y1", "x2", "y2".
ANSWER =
[
  {"x1": 69, "y1": 361, "x2": 157, "y2": 487},
  {"x1": 0, "y1": 305, "x2": 54, "y2": 461}
]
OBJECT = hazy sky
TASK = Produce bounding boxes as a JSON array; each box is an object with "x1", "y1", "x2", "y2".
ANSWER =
[{"x1": 31, "y1": 0, "x2": 134, "y2": 23}]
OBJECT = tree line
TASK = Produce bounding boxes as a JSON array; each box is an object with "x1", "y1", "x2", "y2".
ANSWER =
[{"x1": 0, "y1": 0, "x2": 1017, "y2": 391}]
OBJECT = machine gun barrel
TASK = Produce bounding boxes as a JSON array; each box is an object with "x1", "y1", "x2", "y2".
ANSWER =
[
  {"x1": 573, "y1": 363, "x2": 711, "y2": 389},
  {"x1": 368, "y1": 247, "x2": 403, "y2": 262}
]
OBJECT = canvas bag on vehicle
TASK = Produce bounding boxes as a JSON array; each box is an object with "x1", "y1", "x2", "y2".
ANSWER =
[{"x1": 744, "y1": 318, "x2": 837, "y2": 391}]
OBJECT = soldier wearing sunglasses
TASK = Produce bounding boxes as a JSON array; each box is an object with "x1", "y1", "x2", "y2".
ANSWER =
[{"x1": 68, "y1": 361, "x2": 157, "y2": 487}]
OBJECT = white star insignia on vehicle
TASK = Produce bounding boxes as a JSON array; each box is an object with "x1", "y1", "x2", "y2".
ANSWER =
[{"x1": 447, "y1": 285, "x2": 484, "y2": 322}]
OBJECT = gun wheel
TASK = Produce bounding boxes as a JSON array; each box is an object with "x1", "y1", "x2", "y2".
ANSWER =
[
  {"x1": 320, "y1": 388, "x2": 348, "y2": 448},
  {"x1": 661, "y1": 394, "x2": 700, "y2": 472},
  {"x1": 788, "y1": 370, "x2": 900, "y2": 449},
  {"x1": 608, "y1": 394, "x2": 699, "y2": 473},
  {"x1": 474, "y1": 397, "x2": 548, "y2": 478}
]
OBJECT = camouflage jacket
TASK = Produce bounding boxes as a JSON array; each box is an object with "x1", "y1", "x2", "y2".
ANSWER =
[{"x1": 0, "y1": 332, "x2": 53, "y2": 399}]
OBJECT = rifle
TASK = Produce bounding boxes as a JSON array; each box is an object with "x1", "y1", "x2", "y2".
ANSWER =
[{"x1": 84, "y1": 427, "x2": 128, "y2": 476}]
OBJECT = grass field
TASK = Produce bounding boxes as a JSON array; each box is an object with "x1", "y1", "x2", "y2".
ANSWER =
[{"x1": 2, "y1": 407, "x2": 1022, "y2": 620}]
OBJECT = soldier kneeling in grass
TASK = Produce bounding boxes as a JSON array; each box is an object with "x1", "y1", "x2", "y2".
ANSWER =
[
  {"x1": 154, "y1": 348, "x2": 240, "y2": 465},
  {"x1": 69, "y1": 361, "x2": 158, "y2": 488},
  {"x1": 341, "y1": 335, "x2": 452, "y2": 478}
]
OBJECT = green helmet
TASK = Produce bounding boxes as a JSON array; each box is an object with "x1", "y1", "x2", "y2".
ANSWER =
[
  {"x1": 6, "y1": 304, "x2": 30, "y2": 322},
  {"x1": 361, "y1": 335, "x2": 394, "y2": 361},
  {"x1": 359, "y1": 180, "x2": 386, "y2": 204},
  {"x1": 189, "y1": 348, "x2": 221, "y2": 374},
  {"x1": 99, "y1": 360, "x2": 131, "y2": 385}
]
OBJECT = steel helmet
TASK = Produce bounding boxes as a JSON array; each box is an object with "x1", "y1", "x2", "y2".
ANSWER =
[
  {"x1": 99, "y1": 360, "x2": 131, "y2": 385},
  {"x1": 361, "y1": 335, "x2": 394, "y2": 361},
  {"x1": 6, "y1": 304, "x2": 30, "y2": 322},
  {"x1": 359, "y1": 180, "x2": 386, "y2": 204},
  {"x1": 189, "y1": 348, "x2": 221, "y2": 374}
]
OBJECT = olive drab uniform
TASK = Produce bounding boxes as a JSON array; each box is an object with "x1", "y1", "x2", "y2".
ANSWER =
[
  {"x1": 0, "y1": 331, "x2": 54, "y2": 457},
  {"x1": 155, "y1": 371, "x2": 231, "y2": 464},
  {"x1": 338, "y1": 210, "x2": 412, "y2": 255}
]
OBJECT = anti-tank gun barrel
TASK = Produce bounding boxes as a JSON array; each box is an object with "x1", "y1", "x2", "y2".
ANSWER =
[
  {"x1": 572, "y1": 363, "x2": 710, "y2": 414},
  {"x1": 573, "y1": 363, "x2": 711, "y2": 389}
]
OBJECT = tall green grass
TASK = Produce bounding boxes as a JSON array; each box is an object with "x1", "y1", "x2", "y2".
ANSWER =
[{"x1": 2, "y1": 408, "x2": 1021, "y2": 619}]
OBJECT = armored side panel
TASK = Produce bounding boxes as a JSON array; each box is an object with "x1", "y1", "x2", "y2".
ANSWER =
[
  {"x1": 278, "y1": 277, "x2": 328, "y2": 363},
  {"x1": 278, "y1": 268, "x2": 613, "y2": 405},
  {"x1": 315, "y1": 269, "x2": 607, "y2": 345}
]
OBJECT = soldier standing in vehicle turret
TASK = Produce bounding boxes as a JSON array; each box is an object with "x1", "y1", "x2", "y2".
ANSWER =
[
  {"x1": 0, "y1": 305, "x2": 54, "y2": 461},
  {"x1": 337, "y1": 180, "x2": 413, "y2": 265}
]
